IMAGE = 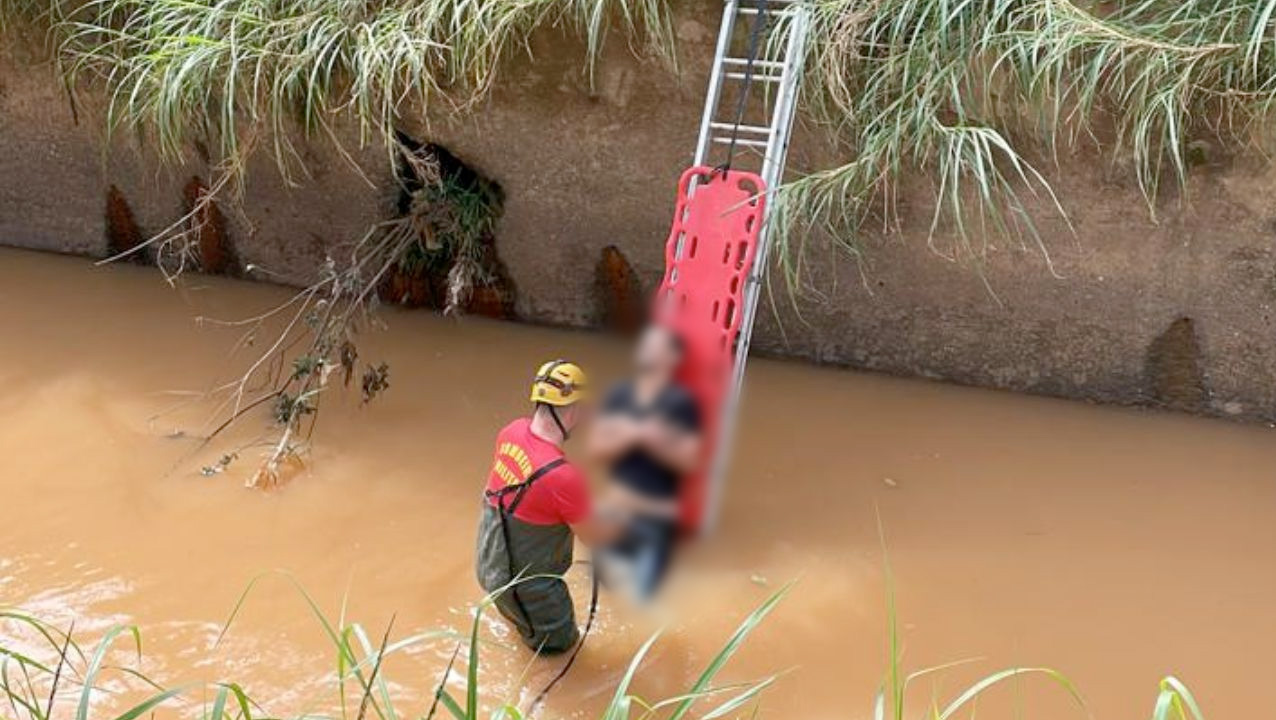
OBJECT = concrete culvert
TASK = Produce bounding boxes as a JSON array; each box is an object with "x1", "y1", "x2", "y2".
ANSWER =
[{"x1": 380, "y1": 132, "x2": 514, "y2": 318}]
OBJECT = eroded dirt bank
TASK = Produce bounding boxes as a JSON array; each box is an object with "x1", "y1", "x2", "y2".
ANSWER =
[{"x1": 3, "y1": 5, "x2": 1276, "y2": 419}]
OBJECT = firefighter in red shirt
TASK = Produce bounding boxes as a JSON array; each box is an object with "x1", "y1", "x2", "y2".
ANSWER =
[{"x1": 475, "y1": 360, "x2": 603, "y2": 653}]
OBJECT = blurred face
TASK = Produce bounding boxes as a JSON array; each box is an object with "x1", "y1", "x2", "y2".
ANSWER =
[{"x1": 634, "y1": 326, "x2": 682, "y2": 377}]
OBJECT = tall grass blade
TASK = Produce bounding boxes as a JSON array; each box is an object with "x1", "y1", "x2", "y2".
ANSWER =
[
  {"x1": 425, "y1": 642, "x2": 462, "y2": 720},
  {"x1": 111, "y1": 685, "x2": 189, "y2": 720},
  {"x1": 353, "y1": 617, "x2": 395, "y2": 720},
  {"x1": 1152, "y1": 676, "x2": 1206, "y2": 720},
  {"x1": 349, "y1": 625, "x2": 398, "y2": 720},
  {"x1": 0, "y1": 612, "x2": 87, "y2": 669},
  {"x1": 209, "y1": 685, "x2": 229, "y2": 720},
  {"x1": 76, "y1": 625, "x2": 142, "y2": 720},
  {"x1": 44, "y1": 621, "x2": 74, "y2": 720},
  {"x1": 601, "y1": 630, "x2": 662, "y2": 720},
  {"x1": 698, "y1": 676, "x2": 777, "y2": 720},
  {"x1": 216, "y1": 571, "x2": 387, "y2": 720},
  {"x1": 435, "y1": 690, "x2": 466, "y2": 720},
  {"x1": 665, "y1": 583, "x2": 792, "y2": 720},
  {"x1": 936, "y1": 668, "x2": 1084, "y2": 720}
]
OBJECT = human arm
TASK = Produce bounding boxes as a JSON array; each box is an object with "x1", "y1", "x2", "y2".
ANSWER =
[
  {"x1": 569, "y1": 516, "x2": 624, "y2": 547},
  {"x1": 636, "y1": 416, "x2": 701, "y2": 475},
  {"x1": 586, "y1": 383, "x2": 646, "y2": 464},
  {"x1": 553, "y1": 465, "x2": 622, "y2": 547},
  {"x1": 587, "y1": 412, "x2": 646, "y2": 464},
  {"x1": 636, "y1": 387, "x2": 702, "y2": 475}
]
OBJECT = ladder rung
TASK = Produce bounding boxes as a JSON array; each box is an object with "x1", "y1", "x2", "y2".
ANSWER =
[
  {"x1": 710, "y1": 122, "x2": 772, "y2": 135},
  {"x1": 722, "y1": 58, "x2": 785, "y2": 69},
  {"x1": 739, "y1": 8, "x2": 802, "y2": 18},
  {"x1": 738, "y1": 2, "x2": 803, "y2": 14},
  {"x1": 711, "y1": 136, "x2": 770, "y2": 148},
  {"x1": 724, "y1": 72, "x2": 782, "y2": 82}
]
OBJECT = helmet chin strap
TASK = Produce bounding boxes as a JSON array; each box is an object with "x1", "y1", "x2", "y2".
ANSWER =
[{"x1": 548, "y1": 405, "x2": 571, "y2": 442}]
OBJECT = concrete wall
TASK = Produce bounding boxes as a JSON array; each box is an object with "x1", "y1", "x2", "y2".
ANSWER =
[{"x1": 3, "y1": 8, "x2": 1276, "y2": 421}]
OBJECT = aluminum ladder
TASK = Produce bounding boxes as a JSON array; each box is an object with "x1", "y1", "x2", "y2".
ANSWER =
[{"x1": 692, "y1": 0, "x2": 811, "y2": 532}]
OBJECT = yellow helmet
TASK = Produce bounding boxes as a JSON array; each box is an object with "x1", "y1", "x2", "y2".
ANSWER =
[{"x1": 530, "y1": 360, "x2": 588, "y2": 406}]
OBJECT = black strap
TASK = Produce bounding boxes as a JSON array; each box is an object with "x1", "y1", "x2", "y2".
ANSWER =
[
  {"x1": 486, "y1": 454, "x2": 600, "y2": 710},
  {"x1": 719, "y1": 0, "x2": 770, "y2": 175},
  {"x1": 547, "y1": 405, "x2": 571, "y2": 442},
  {"x1": 486, "y1": 455, "x2": 598, "y2": 709},
  {"x1": 534, "y1": 360, "x2": 587, "y2": 395},
  {"x1": 486, "y1": 457, "x2": 568, "y2": 512},
  {"x1": 487, "y1": 456, "x2": 569, "y2": 642},
  {"x1": 531, "y1": 557, "x2": 600, "y2": 710}
]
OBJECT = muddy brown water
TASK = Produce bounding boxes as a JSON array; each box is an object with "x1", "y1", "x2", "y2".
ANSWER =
[{"x1": 2, "y1": 248, "x2": 1275, "y2": 719}]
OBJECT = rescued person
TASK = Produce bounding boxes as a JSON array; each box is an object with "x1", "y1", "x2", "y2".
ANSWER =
[{"x1": 588, "y1": 325, "x2": 702, "y2": 599}]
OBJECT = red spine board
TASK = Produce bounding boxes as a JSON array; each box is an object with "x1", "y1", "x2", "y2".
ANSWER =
[{"x1": 654, "y1": 166, "x2": 766, "y2": 533}]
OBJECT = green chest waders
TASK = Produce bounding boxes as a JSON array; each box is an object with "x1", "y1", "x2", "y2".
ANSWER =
[
  {"x1": 479, "y1": 458, "x2": 600, "y2": 706},
  {"x1": 483, "y1": 457, "x2": 569, "y2": 634}
]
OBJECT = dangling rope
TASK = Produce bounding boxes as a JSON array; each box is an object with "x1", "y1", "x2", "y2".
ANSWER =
[
  {"x1": 534, "y1": 2, "x2": 775, "y2": 711},
  {"x1": 718, "y1": 0, "x2": 771, "y2": 175},
  {"x1": 530, "y1": 564, "x2": 599, "y2": 711}
]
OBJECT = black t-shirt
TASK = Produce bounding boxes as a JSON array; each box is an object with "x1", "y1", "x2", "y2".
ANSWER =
[{"x1": 601, "y1": 380, "x2": 701, "y2": 499}]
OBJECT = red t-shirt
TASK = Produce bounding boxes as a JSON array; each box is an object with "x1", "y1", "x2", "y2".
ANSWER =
[{"x1": 484, "y1": 418, "x2": 590, "y2": 526}]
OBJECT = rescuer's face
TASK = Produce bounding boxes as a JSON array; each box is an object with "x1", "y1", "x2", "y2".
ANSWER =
[{"x1": 561, "y1": 401, "x2": 590, "y2": 431}]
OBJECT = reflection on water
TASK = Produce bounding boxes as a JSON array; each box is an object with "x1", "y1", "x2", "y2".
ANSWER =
[{"x1": 1, "y1": 249, "x2": 1275, "y2": 719}]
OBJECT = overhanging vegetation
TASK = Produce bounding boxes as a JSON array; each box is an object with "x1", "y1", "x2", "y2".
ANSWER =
[
  {"x1": 39, "y1": 0, "x2": 676, "y2": 180},
  {"x1": 4, "y1": 1, "x2": 1276, "y2": 275},
  {"x1": 773, "y1": 0, "x2": 1276, "y2": 287}
]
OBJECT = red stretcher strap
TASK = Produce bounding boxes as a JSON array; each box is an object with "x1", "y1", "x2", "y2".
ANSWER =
[{"x1": 654, "y1": 166, "x2": 767, "y2": 532}]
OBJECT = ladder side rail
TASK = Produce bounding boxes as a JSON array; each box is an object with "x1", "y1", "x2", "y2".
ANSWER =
[
  {"x1": 701, "y1": 4, "x2": 810, "y2": 534},
  {"x1": 693, "y1": 1, "x2": 741, "y2": 169},
  {"x1": 759, "y1": 5, "x2": 807, "y2": 190},
  {"x1": 735, "y1": 3, "x2": 808, "y2": 361}
]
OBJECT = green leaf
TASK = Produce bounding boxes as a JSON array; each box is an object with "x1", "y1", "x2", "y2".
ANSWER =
[
  {"x1": 208, "y1": 685, "x2": 229, "y2": 720},
  {"x1": 602, "y1": 630, "x2": 662, "y2": 720},
  {"x1": 437, "y1": 690, "x2": 466, "y2": 720},
  {"x1": 1153, "y1": 676, "x2": 1205, "y2": 720},
  {"x1": 112, "y1": 685, "x2": 190, "y2": 720},
  {"x1": 666, "y1": 583, "x2": 791, "y2": 720},
  {"x1": 936, "y1": 667, "x2": 1084, "y2": 720},
  {"x1": 77, "y1": 625, "x2": 143, "y2": 720}
]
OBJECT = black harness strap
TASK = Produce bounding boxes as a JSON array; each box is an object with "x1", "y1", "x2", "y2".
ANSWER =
[
  {"x1": 546, "y1": 405, "x2": 571, "y2": 442},
  {"x1": 531, "y1": 561, "x2": 598, "y2": 710},
  {"x1": 486, "y1": 456, "x2": 568, "y2": 633},
  {"x1": 486, "y1": 455, "x2": 600, "y2": 712}
]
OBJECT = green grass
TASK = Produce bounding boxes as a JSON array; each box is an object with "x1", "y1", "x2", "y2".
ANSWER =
[
  {"x1": 875, "y1": 543, "x2": 1086, "y2": 720},
  {"x1": 7, "y1": 0, "x2": 1276, "y2": 299},
  {"x1": 46, "y1": 0, "x2": 676, "y2": 181},
  {"x1": 8, "y1": 0, "x2": 1276, "y2": 282},
  {"x1": 770, "y1": 0, "x2": 1276, "y2": 285},
  {"x1": 0, "y1": 573, "x2": 786, "y2": 720},
  {"x1": 0, "y1": 571, "x2": 1210, "y2": 720}
]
